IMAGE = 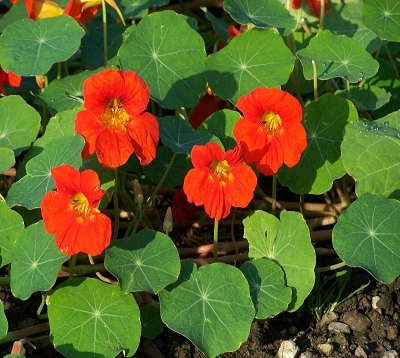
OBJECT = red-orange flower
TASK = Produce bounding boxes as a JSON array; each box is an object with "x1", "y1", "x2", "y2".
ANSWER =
[
  {"x1": 75, "y1": 69, "x2": 159, "y2": 169},
  {"x1": 183, "y1": 142, "x2": 257, "y2": 221},
  {"x1": 41, "y1": 164, "x2": 111, "y2": 256},
  {"x1": 171, "y1": 187, "x2": 200, "y2": 223},
  {"x1": 292, "y1": 0, "x2": 329, "y2": 18},
  {"x1": 233, "y1": 87, "x2": 307, "y2": 176},
  {"x1": 0, "y1": 67, "x2": 22, "y2": 95}
]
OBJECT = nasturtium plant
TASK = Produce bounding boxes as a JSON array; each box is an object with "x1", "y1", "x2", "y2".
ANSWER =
[{"x1": 0, "y1": 0, "x2": 399, "y2": 356}]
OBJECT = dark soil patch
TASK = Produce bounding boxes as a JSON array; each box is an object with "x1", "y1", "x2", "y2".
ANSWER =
[{"x1": 1, "y1": 267, "x2": 400, "y2": 357}]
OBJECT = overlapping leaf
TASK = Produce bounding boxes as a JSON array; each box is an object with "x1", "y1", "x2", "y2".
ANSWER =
[
  {"x1": 240, "y1": 258, "x2": 292, "y2": 319},
  {"x1": 278, "y1": 94, "x2": 358, "y2": 194},
  {"x1": 0, "y1": 148, "x2": 15, "y2": 174},
  {"x1": 10, "y1": 221, "x2": 68, "y2": 300},
  {"x1": 140, "y1": 304, "x2": 163, "y2": 339},
  {"x1": 105, "y1": 229, "x2": 180, "y2": 294},
  {"x1": 0, "y1": 201, "x2": 24, "y2": 267},
  {"x1": 0, "y1": 15, "x2": 85, "y2": 76},
  {"x1": 341, "y1": 112, "x2": 400, "y2": 200},
  {"x1": 159, "y1": 261, "x2": 255, "y2": 358},
  {"x1": 333, "y1": 193, "x2": 400, "y2": 283},
  {"x1": 297, "y1": 30, "x2": 379, "y2": 82},
  {"x1": 335, "y1": 85, "x2": 391, "y2": 111},
  {"x1": 0, "y1": 301, "x2": 7, "y2": 340},
  {"x1": 118, "y1": 10, "x2": 206, "y2": 109},
  {"x1": 205, "y1": 29, "x2": 295, "y2": 104},
  {"x1": 6, "y1": 135, "x2": 84, "y2": 209},
  {"x1": 48, "y1": 277, "x2": 141, "y2": 358},
  {"x1": 224, "y1": 0, "x2": 296, "y2": 36},
  {"x1": 362, "y1": 0, "x2": 400, "y2": 41},
  {"x1": 243, "y1": 210, "x2": 315, "y2": 312},
  {"x1": 0, "y1": 96, "x2": 41, "y2": 156}
]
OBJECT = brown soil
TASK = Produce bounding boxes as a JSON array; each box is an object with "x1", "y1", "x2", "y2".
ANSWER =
[{"x1": 1, "y1": 267, "x2": 400, "y2": 358}]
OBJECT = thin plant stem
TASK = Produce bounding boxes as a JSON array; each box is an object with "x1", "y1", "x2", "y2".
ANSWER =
[
  {"x1": 299, "y1": 194, "x2": 305, "y2": 217},
  {"x1": 57, "y1": 62, "x2": 62, "y2": 79},
  {"x1": 385, "y1": 45, "x2": 399, "y2": 77},
  {"x1": 130, "y1": 153, "x2": 177, "y2": 235},
  {"x1": 319, "y1": 0, "x2": 325, "y2": 31},
  {"x1": 88, "y1": 254, "x2": 118, "y2": 284},
  {"x1": 0, "y1": 323, "x2": 50, "y2": 345},
  {"x1": 0, "y1": 276, "x2": 10, "y2": 285},
  {"x1": 271, "y1": 173, "x2": 277, "y2": 216},
  {"x1": 312, "y1": 60, "x2": 318, "y2": 101},
  {"x1": 69, "y1": 254, "x2": 77, "y2": 279},
  {"x1": 37, "y1": 292, "x2": 47, "y2": 319},
  {"x1": 315, "y1": 261, "x2": 346, "y2": 273},
  {"x1": 213, "y1": 219, "x2": 219, "y2": 262},
  {"x1": 230, "y1": 208, "x2": 239, "y2": 254},
  {"x1": 113, "y1": 168, "x2": 120, "y2": 240},
  {"x1": 101, "y1": 0, "x2": 108, "y2": 66}
]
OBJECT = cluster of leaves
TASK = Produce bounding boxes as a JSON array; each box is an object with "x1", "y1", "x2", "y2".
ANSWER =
[{"x1": 0, "y1": 0, "x2": 399, "y2": 357}]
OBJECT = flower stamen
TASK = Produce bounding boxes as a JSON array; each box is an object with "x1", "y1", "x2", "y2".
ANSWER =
[
  {"x1": 210, "y1": 160, "x2": 230, "y2": 179},
  {"x1": 71, "y1": 192, "x2": 90, "y2": 217},
  {"x1": 102, "y1": 97, "x2": 130, "y2": 131},
  {"x1": 260, "y1": 110, "x2": 282, "y2": 135}
]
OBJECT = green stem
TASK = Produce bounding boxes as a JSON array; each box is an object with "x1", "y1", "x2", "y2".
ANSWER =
[
  {"x1": 315, "y1": 261, "x2": 347, "y2": 274},
  {"x1": 101, "y1": 0, "x2": 108, "y2": 66},
  {"x1": 68, "y1": 254, "x2": 77, "y2": 279},
  {"x1": 213, "y1": 219, "x2": 219, "y2": 262},
  {"x1": 312, "y1": 60, "x2": 318, "y2": 101},
  {"x1": 57, "y1": 62, "x2": 62, "y2": 79},
  {"x1": 37, "y1": 292, "x2": 47, "y2": 319},
  {"x1": 319, "y1": 0, "x2": 325, "y2": 31},
  {"x1": 0, "y1": 276, "x2": 10, "y2": 285},
  {"x1": 0, "y1": 323, "x2": 50, "y2": 345},
  {"x1": 130, "y1": 153, "x2": 177, "y2": 235},
  {"x1": 271, "y1": 173, "x2": 277, "y2": 216},
  {"x1": 113, "y1": 168, "x2": 120, "y2": 240},
  {"x1": 385, "y1": 44, "x2": 399, "y2": 77}
]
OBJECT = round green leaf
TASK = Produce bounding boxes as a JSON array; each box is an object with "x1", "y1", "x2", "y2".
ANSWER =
[
  {"x1": 333, "y1": 193, "x2": 400, "y2": 284},
  {"x1": 48, "y1": 277, "x2": 141, "y2": 358},
  {"x1": 0, "y1": 200, "x2": 24, "y2": 268},
  {"x1": 10, "y1": 221, "x2": 68, "y2": 300},
  {"x1": 297, "y1": 30, "x2": 379, "y2": 82},
  {"x1": 198, "y1": 109, "x2": 241, "y2": 151},
  {"x1": 205, "y1": 29, "x2": 295, "y2": 104},
  {"x1": 0, "y1": 301, "x2": 7, "y2": 340},
  {"x1": 105, "y1": 229, "x2": 180, "y2": 294},
  {"x1": 335, "y1": 85, "x2": 391, "y2": 111},
  {"x1": 203, "y1": 7, "x2": 230, "y2": 45},
  {"x1": 0, "y1": 15, "x2": 85, "y2": 76},
  {"x1": 157, "y1": 115, "x2": 221, "y2": 154},
  {"x1": 243, "y1": 210, "x2": 315, "y2": 312},
  {"x1": 371, "y1": 76, "x2": 400, "y2": 119},
  {"x1": 278, "y1": 94, "x2": 358, "y2": 194},
  {"x1": 0, "y1": 148, "x2": 15, "y2": 174},
  {"x1": 224, "y1": 0, "x2": 296, "y2": 36},
  {"x1": 119, "y1": 0, "x2": 168, "y2": 19},
  {"x1": 341, "y1": 113, "x2": 400, "y2": 200},
  {"x1": 36, "y1": 70, "x2": 101, "y2": 116},
  {"x1": 144, "y1": 146, "x2": 190, "y2": 188},
  {"x1": 159, "y1": 261, "x2": 255, "y2": 358},
  {"x1": 6, "y1": 135, "x2": 84, "y2": 209},
  {"x1": 118, "y1": 10, "x2": 206, "y2": 109},
  {"x1": 140, "y1": 304, "x2": 163, "y2": 339},
  {"x1": 324, "y1": 1, "x2": 380, "y2": 53},
  {"x1": 240, "y1": 258, "x2": 292, "y2": 319},
  {"x1": 362, "y1": 0, "x2": 400, "y2": 41},
  {"x1": 0, "y1": 96, "x2": 41, "y2": 156}
]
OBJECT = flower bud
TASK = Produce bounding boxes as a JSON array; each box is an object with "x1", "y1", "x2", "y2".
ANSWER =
[
  {"x1": 133, "y1": 179, "x2": 143, "y2": 207},
  {"x1": 163, "y1": 207, "x2": 173, "y2": 234}
]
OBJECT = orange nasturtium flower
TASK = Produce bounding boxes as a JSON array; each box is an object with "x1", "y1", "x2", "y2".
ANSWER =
[
  {"x1": 41, "y1": 164, "x2": 111, "y2": 256},
  {"x1": 292, "y1": 0, "x2": 329, "y2": 18},
  {"x1": 233, "y1": 87, "x2": 307, "y2": 176},
  {"x1": 183, "y1": 142, "x2": 257, "y2": 221},
  {"x1": 0, "y1": 67, "x2": 22, "y2": 95},
  {"x1": 75, "y1": 69, "x2": 159, "y2": 169}
]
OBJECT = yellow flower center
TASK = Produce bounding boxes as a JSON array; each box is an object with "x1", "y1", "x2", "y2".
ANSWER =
[
  {"x1": 210, "y1": 160, "x2": 230, "y2": 179},
  {"x1": 260, "y1": 110, "x2": 282, "y2": 136},
  {"x1": 102, "y1": 97, "x2": 130, "y2": 131},
  {"x1": 71, "y1": 192, "x2": 90, "y2": 217}
]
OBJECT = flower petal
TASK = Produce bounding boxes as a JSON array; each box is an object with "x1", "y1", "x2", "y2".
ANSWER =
[
  {"x1": 233, "y1": 118, "x2": 267, "y2": 164},
  {"x1": 126, "y1": 112, "x2": 159, "y2": 166},
  {"x1": 280, "y1": 122, "x2": 307, "y2": 167},
  {"x1": 255, "y1": 138, "x2": 284, "y2": 176},
  {"x1": 95, "y1": 128, "x2": 134, "y2": 168},
  {"x1": 224, "y1": 166, "x2": 257, "y2": 208},
  {"x1": 191, "y1": 142, "x2": 224, "y2": 169},
  {"x1": 41, "y1": 191, "x2": 74, "y2": 235},
  {"x1": 202, "y1": 179, "x2": 231, "y2": 221},
  {"x1": 75, "y1": 110, "x2": 104, "y2": 158},
  {"x1": 51, "y1": 164, "x2": 81, "y2": 197},
  {"x1": 183, "y1": 168, "x2": 209, "y2": 207},
  {"x1": 80, "y1": 169, "x2": 105, "y2": 207}
]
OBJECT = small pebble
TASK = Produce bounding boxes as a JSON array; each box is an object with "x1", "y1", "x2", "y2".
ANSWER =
[
  {"x1": 317, "y1": 312, "x2": 338, "y2": 327},
  {"x1": 377, "y1": 293, "x2": 393, "y2": 310},
  {"x1": 387, "y1": 325, "x2": 398, "y2": 340},
  {"x1": 288, "y1": 326, "x2": 298, "y2": 335},
  {"x1": 328, "y1": 322, "x2": 351, "y2": 334},
  {"x1": 355, "y1": 345, "x2": 368, "y2": 358},
  {"x1": 277, "y1": 340, "x2": 299, "y2": 358},
  {"x1": 372, "y1": 296, "x2": 382, "y2": 313},
  {"x1": 300, "y1": 352, "x2": 313, "y2": 358},
  {"x1": 382, "y1": 350, "x2": 398, "y2": 358},
  {"x1": 318, "y1": 343, "x2": 334, "y2": 356},
  {"x1": 342, "y1": 311, "x2": 371, "y2": 332}
]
